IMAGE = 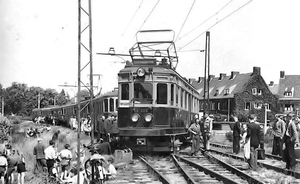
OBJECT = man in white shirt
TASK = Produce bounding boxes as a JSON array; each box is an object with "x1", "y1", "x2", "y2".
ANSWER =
[
  {"x1": 59, "y1": 144, "x2": 72, "y2": 180},
  {"x1": 44, "y1": 140, "x2": 57, "y2": 175}
]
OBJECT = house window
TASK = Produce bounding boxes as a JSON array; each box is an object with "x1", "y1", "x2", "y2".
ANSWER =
[
  {"x1": 245, "y1": 102, "x2": 251, "y2": 110},
  {"x1": 211, "y1": 102, "x2": 215, "y2": 110},
  {"x1": 265, "y1": 103, "x2": 270, "y2": 111},
  {"x1": 284, "y1": 91, "x2": 293, "y2": 97},
  {"x1": 254, "y1": 102, "x2": 262, "y2": 109},
  {"x1": 257, "y1": 89, "x2": 262, "y2": 95},
  {"x1": 284, "y1": 104, "x2": 294, "y2": 111},
  {"x1": 252, "y1": 88, "x2": 257, "y2": 95},
  {"x1": 214, "y1": 89, "x2": 219, "y2": 96},
  {"x1": 224, "y1": 88, "x2": 229, "y2": 95}
]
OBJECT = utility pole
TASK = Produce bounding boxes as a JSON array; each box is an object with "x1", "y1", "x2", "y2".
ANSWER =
[
  {"x1": 77, "y1": 0, "x2": 94, "y2": 182},
  {"x1": 202, "y1": 31, "x2": 210, "y2": 150},
  {"x1": 38, "y1": 92, "x2": 41, "y2": 109}
]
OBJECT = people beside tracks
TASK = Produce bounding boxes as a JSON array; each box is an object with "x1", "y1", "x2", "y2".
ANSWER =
[
  {"x1": 59, "y1": 144, "x2": 72, "y2": 180},
  {"x1": 283, "y1": 113, "x2": 299, "y2": 171},
  {"x1": 0, "y1": 153, "x2": 7, "y2": 184},
  {"x1": 203, "y1": 114, "x2": 213, "y2": 150},
  {"x1": 5, "y1": 149, "x2": 18, "y2": 184},
  {"x1": 33, "y1": 138, "x2": 47, "y2": 173},
  {"x1": 247, "y1": 114, "x2": 263, "y2": 170},
  {"x1": 188, "y1": 115, "x2": 201, "y2": 156},
  {"x1": 17, "y1": 152, "x2": 26, "y2": 184},
  {"x1": 240, "y1": 123, "x2": 250, "y2": 161},
  {"x1": 272, "y1": 115, "x2": 286, "y2": 156},
  {"x1": 232, "y1": 116, "x2": 241, "y2": 154},
  {"x1": 45, "y1": 140, "x2": 58, "y2": 175},
  {"x1": 104, "y1": 157, "x2": 117, "y2": 180}
]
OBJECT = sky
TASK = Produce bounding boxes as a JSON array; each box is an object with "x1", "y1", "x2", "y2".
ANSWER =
[{"x1": 1, "y1": 0, "x2": 300, "y2": 97}]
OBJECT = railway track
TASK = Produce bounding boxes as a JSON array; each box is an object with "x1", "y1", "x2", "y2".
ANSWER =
[
  {"x1": 206, "y1": 143, "x2": 300, "y2": 183},
  {"x1": 137, "y1": 151, "x2": 264, "y2": 184}
]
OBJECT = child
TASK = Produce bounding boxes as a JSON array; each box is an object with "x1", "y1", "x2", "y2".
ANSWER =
[
  {"x1": 17, "y1": 153, "x2": 26, "y2": 184},
  {"x1": 240, "y1": 124, "x2": 250, "y2": 160},
  {"x1": 104, "y1": 157, "x2": 117, "y2": 180}
]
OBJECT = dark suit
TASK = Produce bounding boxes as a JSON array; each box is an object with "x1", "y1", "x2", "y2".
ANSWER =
[
  {"x1": 33, "y1": 142, "x2": 47, "y2": 172},
  {"x1": 247, "y1": 122, "x2": 263, "y2": 170},
  {"x1": 232, "y1": 121, "x2": 241, "y2": 154}
]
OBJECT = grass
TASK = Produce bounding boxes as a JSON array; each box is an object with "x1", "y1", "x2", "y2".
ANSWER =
[{"x1": 10, "y1": 121, "x2": 91, "y2": 183}]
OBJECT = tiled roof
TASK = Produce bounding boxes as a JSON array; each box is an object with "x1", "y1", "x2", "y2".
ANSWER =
[
  {"x1": 268, "y1": 84, "x2": 279, "y2": 95},
  {"x1": 190, "y1": 72, "x2": 253, "y2": 99},
  {"x1": 278, "y1": 75, "x2": 300, "y2": 99}
]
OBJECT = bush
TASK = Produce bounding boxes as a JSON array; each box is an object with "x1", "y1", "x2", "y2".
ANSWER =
[
  {"x1": 7, "y1": 115, "x2": 22, "y2": 124},
  {"x1": 225, "y1": 131, "x2": 233, "y2": 142}
]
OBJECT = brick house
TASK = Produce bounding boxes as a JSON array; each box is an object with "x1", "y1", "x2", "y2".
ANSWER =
[
  {"x1": 190, "y1": 67, "x2": 279, "y2": 122},
  {"x1": 269, "y1": 71, "x2": 300, "y2": 115}
]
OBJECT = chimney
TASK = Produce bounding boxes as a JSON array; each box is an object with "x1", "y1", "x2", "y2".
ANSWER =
[
  {"x1": 280, "y1": 71, "x2": 285, "y2": 79},
  {"x1": 198, "y1": 77, "x2": 204, "y2": 83},
  {"x1": 269, "y1": 81, "x2": 274, "y2": 86},
  {"x1": 253, "y1": 67, "x2": 261, "y2": 75},
  {"x1": 230, "y1": 71, "x2": 239, "y2": 79},
  {"x1": 209, "y1": 75, "x2": 215, "y2": 81},
  {"x1": 219, "y1": 73, "x2": 226, "y2": 80}
]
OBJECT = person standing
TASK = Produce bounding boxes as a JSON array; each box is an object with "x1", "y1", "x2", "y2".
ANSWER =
[
  {"x1": 204, "y1": 115, "x2": 213, "y2": 150},
  {"x1": 0, "y1": 153, "x2": 7, "y2": 184},
  {"x1": 59, "y1": 144, "x2": 72, "y2": 180},
  {"x1": 240, "y1": 123, "x2": 251, "y2": 160},
  {"x1": 283, "y1": 113, "x2": 298, "y2": 171},
  {"x1": 17, "y1": 152, "x2": 26, "y2": 184},
  {"x1": 247, "y1": 114, "x2": 263, "y2": 170},
  {"x1": 33, "y1": 138, "x2": 47, "y2": 173},
  {"x1": 232, "y1": 116, "x2": 241, "y2": 154},
  {"x1": 272, "y1": 115, "x2": 286, "y2": 156},
  {"x1": 44, "y1": 140, "x2": 57, "y2": 175},
  {"x1": 188, "y1": 116, "x2": 201, "y2": 156}
]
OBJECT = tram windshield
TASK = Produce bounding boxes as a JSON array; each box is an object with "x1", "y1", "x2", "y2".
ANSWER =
[{"x1": 134, "y1": 83, "x2": 153, "y2": 104}]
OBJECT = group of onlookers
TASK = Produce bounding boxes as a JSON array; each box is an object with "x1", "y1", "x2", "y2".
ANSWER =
[
  {"x1": 26, "y1": 125, "x2": 51, "y2": 138},
  {"x1": 0, "y1": 140, "x2": 26, "y2": 184},
  {"x1": 233, "y1": 113, "x2": 299, "y2": 171},
  {"x1": 32, "y1": 130, "x2": 117, "y2": 184}
]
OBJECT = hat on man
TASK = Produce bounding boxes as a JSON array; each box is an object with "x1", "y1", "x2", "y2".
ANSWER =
[{"x1": 248, "y1": 114, "x2": 255, "y2": 120}]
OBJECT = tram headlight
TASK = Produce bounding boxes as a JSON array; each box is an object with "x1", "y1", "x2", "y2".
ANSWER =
[
  {"x1": 131, "y1": 113, "x2": 140, "y2": 123},
  {"x1": 137, "y1": 67, "x2": 146, "y2": 77},
  {"x1": 144, "y1": 113, "x2": 153, "y2": 122}
]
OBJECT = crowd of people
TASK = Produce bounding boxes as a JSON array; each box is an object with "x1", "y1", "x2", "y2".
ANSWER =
[
  {"x1": 0, "y1": 140, "x2": 26, "y2": 184},
  {"x1": 32, "y1": 130, "x2": 117, "y2": 184},
  {"x1": 233, "y1": 113, "x2": 300, "y2": 171}
]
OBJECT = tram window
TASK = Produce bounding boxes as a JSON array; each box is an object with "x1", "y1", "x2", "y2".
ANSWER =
[
  {"x1": 134, "y1": 83, "x2": 152, "y2": 100},
  {"x1": 115, "y1": 99, "x2": 118, "y2": 110},
  {"x1": 157, "y1": 83, "x2": 167, "y2": 104},
  {"x1": 176, "y1": 86, "x2": 180, "y2": 107},
  {"x1": 121, "y1": 83, "x2": 129, "y2": 100},
  {"x1": 170, "y1": 84, "x2": 174, "y2": 105},
  {"x1": 181, "y1": 89, "x2": 183, "y2": 108},
  {"x1": 104, "y1": 99, "x2": 108, "y2": 112},
  {"x1": 110, "y1": 98, "x2": 114, "y2": 112}
]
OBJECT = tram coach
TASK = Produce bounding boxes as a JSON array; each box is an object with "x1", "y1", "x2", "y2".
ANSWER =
[
  {"x1": 32, "y1": 89, "x2": 118, "y2": 129},
  {"x1": 117, "y1": 30, "x2": 201, "y2": 152}
]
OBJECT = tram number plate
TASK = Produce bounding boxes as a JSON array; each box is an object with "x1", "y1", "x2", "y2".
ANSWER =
[{"x1": 136, "y1": 138, "x2": 146, "y2": 145}]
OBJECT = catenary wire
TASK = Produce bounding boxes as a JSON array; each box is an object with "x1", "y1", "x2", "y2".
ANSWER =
[
  {"x1": 178, "y1": 0, "x2": 253, "y2": 51},
  {"x1": 175, "y1": 0, "x2": 197, "y2": 42},
  {"x1": 177, "y1": 0, "x2": 233, "y2": 41},
  {"x1": 121, "y1": 0, "x2": 144, "y2": 37},
  {"x1": 137, "y1": 0, "x2": 161, "y2": 31}
]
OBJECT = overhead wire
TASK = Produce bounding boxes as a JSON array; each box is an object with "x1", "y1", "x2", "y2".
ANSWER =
[
  {"x1": 137, "y1": 0, "x2": 161, "y2": 31},
  {"x1": 177, "y1": 0, "x2": 233, "y2": 41},
  {"x1": 175, "y1": 0, "x2": 197, "y2": 42},
  {"x1": 178, "y1": 0, "x2": 253, "y2": 51},
  {"x1": 121, "y1": 0, "x2": 144, "y2": 37}
]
